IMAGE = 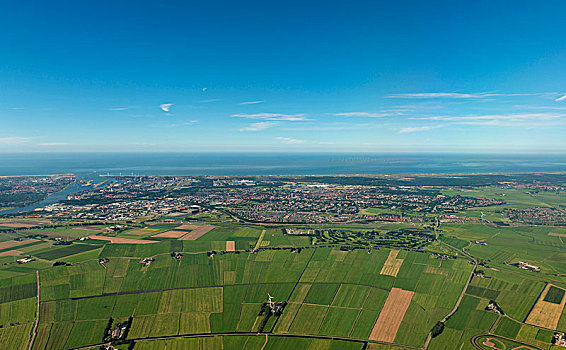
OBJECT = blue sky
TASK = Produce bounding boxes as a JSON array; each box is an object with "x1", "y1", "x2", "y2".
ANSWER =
[{"x1": 1, "y1": 0, "x2": 566, "y2": 153}]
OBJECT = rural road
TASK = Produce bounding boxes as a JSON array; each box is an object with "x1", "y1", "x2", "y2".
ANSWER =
[
  {"x1": 27, "y1": 270, "x2": 40, "y2": 350},
  {"x1": 423, "y1": 240, "x2": 478, "y2": 349},
  {"x1": 70, "y1": 331, "x2": 425, "y2": 350}
]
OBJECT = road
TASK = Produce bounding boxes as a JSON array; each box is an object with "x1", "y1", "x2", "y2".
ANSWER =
[
  {"x1": 70, "y1": 331, "x2": 427, "y2": 350},
  {"x1": 423, "y1": 240, "x2": 478, "y2": 349},
  {"x1": 27, "y1": 270, "x2": 40, "y2": 350}
]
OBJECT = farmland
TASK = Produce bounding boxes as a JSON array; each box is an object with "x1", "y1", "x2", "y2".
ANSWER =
[
  {"x1": 0, "y1": 173, "x2": 565, "y2": 349},
  {"x1": 0, "y1": 246, "x2": 477, "y2": 349}
]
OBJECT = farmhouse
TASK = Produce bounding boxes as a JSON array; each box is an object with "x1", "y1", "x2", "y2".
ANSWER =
[
  {"x1": 554, "y1": 332, "x2": 566, "y2": 347},
  {"x1": 139, "y1": 257, "x2": 154, "y2": 266},
  {"x1": 486, "y1": 301, "x2": 504, "y2": 314},
  {"x1": 111, "y1": 322, "x2": 127, "y2": 338},
  {"x1": 510, "y1": 261, "x2": 540, "y2": 272},
  {"x1": 16, "y1": 257, "x2": 34, "y2": 264}
]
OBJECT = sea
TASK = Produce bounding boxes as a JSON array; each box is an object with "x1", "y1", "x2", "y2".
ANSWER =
[{"x1": 1, "y1": 152, "x2": 566, "y2": 177}]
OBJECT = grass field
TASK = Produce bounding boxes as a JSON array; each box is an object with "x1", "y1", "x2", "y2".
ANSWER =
[
  {"x1": 33, "y1": 243, "x2": 101, "y2": 260},
  {"x1": 0, "y1": 211, "x2": 562, "y2": 350}
]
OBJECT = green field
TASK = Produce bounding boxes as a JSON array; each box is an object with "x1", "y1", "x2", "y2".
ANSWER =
[
  {"x1": 544, "y1": 286, "x2": 565, "y2": 304},
  {"x1": 0, "y1": 246, "x2": 480, "y2": 349},
  {"x1": 1, "y1": 177, "x2": 566, "y2": 349}
]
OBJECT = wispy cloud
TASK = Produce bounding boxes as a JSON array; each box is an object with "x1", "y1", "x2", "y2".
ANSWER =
[
  {"x1": 240, "y1": 100, "x2": 264, "y2": 105},
  {"x1": 556, "y1": 94, "x2": 566, "y2": 102},
  {"x1": 415, "y1": 112, "x2": 566, "y2": 123},
  {"x1": 40, "y1": 142, "x2": 68, "y2": 146},
  {"x1": 199, "y1": 99, "x2": 221, "y2": 103},
  {"x1": 239, "y1": 122, "x2": 276, "y2": 131},
  {"x1": 0, "y1": 137, "x2": 32, "y2": 144},
  {"x1": 333, "y1": 112, "x2": 401, "y2": 118},
  {"x1": 281, "y1": 122, "x2": 378, "y2": 131},
  {"x1": 107, "y1": 107, "x2": 130, "y2": 111},
  {"x1": 388, "y1": 92, "x2": 543, "y2": 99},
  {"x1": 275, "y1": 136, "x2": 304, "y2": 144},
  {"x1": 399, "y1": 125, "x2": 443, "y2": 133},
  {"x1": 513, "y1": 105, "x2": 566, "y2": 110},
  {"x1": 160, "y1": 103, "x2": 173, "y2": 112},
  {"x1": 149, "y1": 120, "x2": 198, "y2": 128},
  {"x1": 232, "y1": 113, "x2": 308, "y2": 121}
]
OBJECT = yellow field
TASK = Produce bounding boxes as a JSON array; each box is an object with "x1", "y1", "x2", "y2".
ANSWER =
[
  {"x1": 380, "y1": 250, "x2": 404, "y2": 277},
  {"x1": 525, "y1": 284, "x2": 566, "y2": 329},
  {"x1": 369, "y1": 287, "x2": 414, "y2": 342}
]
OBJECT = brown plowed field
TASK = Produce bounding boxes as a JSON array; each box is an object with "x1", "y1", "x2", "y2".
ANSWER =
[
  {"x1": 178, "y1": 225, "x2": 215, "y2": 240},
  {"x1": 369, "y1": 287, "x2": 414, "y2": 342},
  {"x1": 0, "y1": 239, "x2": 38, "y2": 250},
  {"x1": 152, "y1": 230, "x2": 187, "y2": 238},
  {"x1": 0, "y1": 250, "x2": 23, "y2": 257},
  {"x1": 226, "y1": 241, "x2": 235, "y2": 251}
]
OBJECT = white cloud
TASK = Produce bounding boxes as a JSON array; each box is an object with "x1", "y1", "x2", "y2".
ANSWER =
[
  {"x1": 333, "y1": 112, "x2": 401, "y2": 118},
  {"x1": 202, "y1": 87, "x2": 207, "y2": 92},
  {"x1": 513, "y1": 105, "x2": 566, "y2": 110},
  {"x1": 107, "y1": 107, "x2": 130, "y2": 111},
  {"x1": 0, "y1": 137, "x2": 32, "y2": 144},
  {"x1": 150, "y1": 120, "x2": 198, "y2": 128},
  {"x1": 232, "y1": 113, "x2": 308, "y2": 121},
  {"x1": 556, "y1": 94, "x2": 566, "y2": 102},
  {"x1": 240, "y1": 100, "x2": 264, "y2": 105},
  {"x1": 40, "y1": 142, "x2": 68, "y2": 146},
  {"x1": 160, "y1": 103, "x2": 173, "y2": 112},
  {"x1": 416, "y1": 113, "x2": 566, "y2": 122},
  {"x1": 399, "y1": 125, "x2": 443, "y2": 133},
  {"x1": 388, "y1": 92, "x2": 541, "y2": 99},
  {"x1": 275, "y1": 136, "x2": 304, "y2": 144},
  {"x1": 239, "y1": 122, "x2": 276, "y2": 131},
  {"x1": 199, "y1": 99, "x2": 221, "y2": 103}
]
